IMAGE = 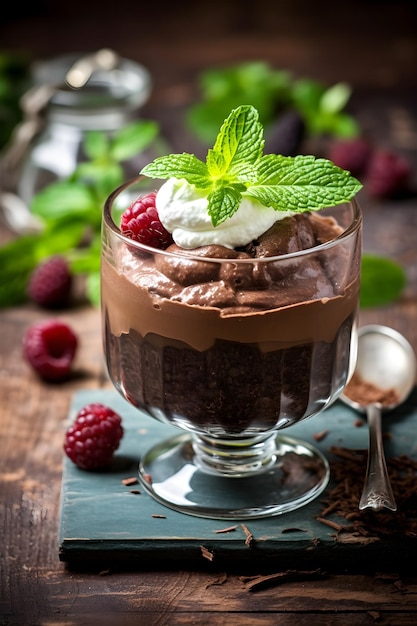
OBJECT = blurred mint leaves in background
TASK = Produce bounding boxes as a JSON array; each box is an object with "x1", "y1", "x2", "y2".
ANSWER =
[
  {"x1": 184, "y1": 61, "x2": 407, "y2": 310},
  {"x1": 0, "y1": 119, "x2": 160, "y2": 308},
  {"x1": 0, "y1": 58, "x2": 408, "y2": 311},
  {"x1": 186, "y1": 61, "x2": 360, "y2": 147},
  {"x1": 360, "y1": 254, "x2": 407, "y2": 309}
]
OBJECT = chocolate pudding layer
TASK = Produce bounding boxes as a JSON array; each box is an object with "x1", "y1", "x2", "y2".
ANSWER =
[{"x1": 102, "y1": 208, "x2": 361, "y2": 436}]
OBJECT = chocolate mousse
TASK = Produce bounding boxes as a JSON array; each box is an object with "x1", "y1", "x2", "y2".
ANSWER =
[{"x1": 102, "y1": 208, "x2": 361, "y2": 434}]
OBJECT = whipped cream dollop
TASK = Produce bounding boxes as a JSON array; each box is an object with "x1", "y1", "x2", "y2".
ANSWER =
[{"x1": 156, "y1": 178, "x2": 294, "y2": 249}]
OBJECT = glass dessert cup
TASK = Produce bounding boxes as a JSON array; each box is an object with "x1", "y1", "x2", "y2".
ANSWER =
[{"x1": 101, "y1": 176, "x2": 362, "y2": 519}]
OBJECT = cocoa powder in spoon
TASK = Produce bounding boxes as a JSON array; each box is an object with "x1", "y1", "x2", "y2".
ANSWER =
[{"x1": 344, "y1": 373, "x2": 399, "y2": 406}]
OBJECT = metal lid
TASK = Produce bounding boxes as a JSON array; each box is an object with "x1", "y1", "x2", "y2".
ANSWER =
[{"x1": 31, "y1": 49, "x2": 152, "y2": 113}]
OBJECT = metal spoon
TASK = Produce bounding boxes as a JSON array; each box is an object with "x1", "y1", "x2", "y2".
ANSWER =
[{"x1": 341, "y1": 324, "x2": 416, "y2": 512}]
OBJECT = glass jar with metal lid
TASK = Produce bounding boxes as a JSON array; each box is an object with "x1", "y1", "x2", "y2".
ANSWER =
[
  {"x1": 2, "y1": 49, "x2": 164, "y2": 230},
  {"x1": 21, "y1": 49, "x2": 154, "y2": 198}
]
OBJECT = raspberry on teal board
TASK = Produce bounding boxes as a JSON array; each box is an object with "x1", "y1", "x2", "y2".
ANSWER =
[{"x1": 63, "y1": 403, "x2": 124, "y2": 470}]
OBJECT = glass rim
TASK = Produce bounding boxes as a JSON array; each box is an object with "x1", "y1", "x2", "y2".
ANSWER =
[{"x1": 103, "y1": 175, "x2": 363, "y2": 264}]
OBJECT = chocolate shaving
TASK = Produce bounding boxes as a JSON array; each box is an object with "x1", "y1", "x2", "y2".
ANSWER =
[
  {"x1": 200, "y1": 545, "x2": 215, "y2": 562},
  {"x1": 367, "y1": 611, "x2": 380, "y2": 621},
  {"x1": 393, "y1": 580, "x2": 408, "y2": 592},
  {"x1": 320, "y1": 499, "x2": 340, "y2": 517},
  {"x1": 241, "y1": 523, "x2": 255, "y2": 547},
  {"x1": 316, "y1": 517, "x2": 344, "y2": 532},
  {"x1": 151, "y1": 513, "x2": 167, "y2": 518},
  {"x1": 318, "y1": 447, "x2": 417, "y2": 542},
  {"x1": 213, "y1": 525, "x2": 238, "y2": 534},
  {"x1": 129, "y1": 489, "x2": 141, "y2": 494},
  {"x1": 121, "y1": 477, "x2": 139, "y2": 486},
  {"x1": 241, "y1": 568, "x2": 327, "y2": 592},
  {"x1": 313, "y1": 429, "x2": 329, "y2": 442}
]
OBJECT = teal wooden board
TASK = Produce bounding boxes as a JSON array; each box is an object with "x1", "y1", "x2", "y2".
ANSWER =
[{"x1": 59, "y1": 388, "x2": 417, "y2": 572}]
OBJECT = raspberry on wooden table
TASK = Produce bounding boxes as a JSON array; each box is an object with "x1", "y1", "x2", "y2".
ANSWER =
[
  {"x1": 327, "y1": 137, "x2": 372, "y2": 177},
  {"x1": 63, "y1": 403, "x2": 124, "y2": 470},
  {"x1": 27, "y1": 255, "x2": 73, "y2": 309},
  {"x1": 365, "y1": 149, "x2": 412, "y2": 198},
  {"x1": 22, "y1": 319, "x2": 78, "y2": 382},
  {"x1": 120, "y1": 191, "x2": 173, "y2": 249}
]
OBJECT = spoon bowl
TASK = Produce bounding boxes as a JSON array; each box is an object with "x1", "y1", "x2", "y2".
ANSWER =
[{"x1": 341, "y1": 324, "x2": 416, "y2": 511}]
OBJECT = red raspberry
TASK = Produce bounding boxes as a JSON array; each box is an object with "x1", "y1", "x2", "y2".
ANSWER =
[
  {"x1": 63, "y1": 403, "x2": 124, "y2": 470},
  {"x1": 120, "y1": 191, "x2": 173, "y2": 249},
  {"x1": 327, "y1": 137, "x2": 372, "y2": 176},
  {"x1": 27, "y1": 255, "x2": 73, "y2": 309},
  {"x1": 364, "y1": 149, "x2": 412, "y2": 198},
  {"x1": 22, "y1": 319, "x2": 78, "y2": 382}
]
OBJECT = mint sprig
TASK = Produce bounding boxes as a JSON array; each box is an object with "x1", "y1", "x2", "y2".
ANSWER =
[{"x1": 140, "y1": 104, "x2": 362, "y2": 226}]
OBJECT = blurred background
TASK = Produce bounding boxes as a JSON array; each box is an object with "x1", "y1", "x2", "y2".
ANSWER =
[
  {"x1": 1, "y1": 0, "x2": 417, "y2": 144},
  {"x1": 0, "y1": 0, "x2": 416, "y2": 309},
  {"x1": 1, "y1": 0, "x2": 417, "y2": 86}
]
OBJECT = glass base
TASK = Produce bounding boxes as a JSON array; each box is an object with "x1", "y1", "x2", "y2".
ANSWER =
[{"x1": 138, "y1": 433, "x2": 330, "y2": 520}]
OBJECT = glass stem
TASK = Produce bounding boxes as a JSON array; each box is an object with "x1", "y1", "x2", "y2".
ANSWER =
[{"x1": 192, "y1": 432, "x2": 278, "y2": 477}]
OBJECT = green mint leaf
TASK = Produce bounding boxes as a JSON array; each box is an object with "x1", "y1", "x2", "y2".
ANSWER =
[
  {"x1": 0, "y1": 235, "x2": 39, "y2": 306},
  {"x1": 320, "y1": 82, "x2": 352, "y2": 114},
  {"x1": 244, "y1": 154, "x2": 362, "y2": 211},
  {"x1": 141, "y1": 106, "x2": 264, "y2": 189},
  {"x1": 206, "y1": 148, "x2": 226, "y2": 178},
  {"x1": 142, "y1": 106, "x2": 265, "y2": 222},
  {"x1": 68, "y1": 235, "x2": 101, "y2": 274},
  {"x1": 74, "y1": 161, "x2": 124, "y2": 200},
  {"x1": 30, "y1": 180, "x2": 97, "y2": 222},
  {"x1": 360, "y1": 254, "x2": 406, "y2": 308},
  {"x1": 185, "y1": 62, "x2": 292, "y2": 145},
  {"x1": 85, "y1": 271, "x2": 101, "y2": 308},
  {"x1": 206, "y1": 148, "x2": 258, "y2": 184},
  {"x1": 210, "y1": 104, "x2": 264, "y2": 177},
  {"x1": 83, "y1": 131, "x2": 110, "y2": 160},
  {"x1": 291, "y1": 78, "x2": 358, "y2": 139},
  {"x1": 141, "y1": 153, "x2": 210, "y2": 188},
  {"x1": 110, "y1": 120, "x2": 159, "y2": 162},
  {"x1": 142, "y1": 104, "x2": 362, "y2": 226},
  {"x1": 207, "y1": 186, "x2": 242, "y2": 226},
  {"x1": 327, "y1": 113, "x2": 360, "y2": 139}
]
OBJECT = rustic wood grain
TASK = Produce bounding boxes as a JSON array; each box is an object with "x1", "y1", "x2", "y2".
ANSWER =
[{"x1": 1, "y1": 1, "x2": 417, "y2": 622}]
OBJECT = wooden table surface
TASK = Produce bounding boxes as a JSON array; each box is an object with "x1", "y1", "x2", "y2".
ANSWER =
[{"x1": 1, "y1": 2, "x2": 417, "y2": 624}]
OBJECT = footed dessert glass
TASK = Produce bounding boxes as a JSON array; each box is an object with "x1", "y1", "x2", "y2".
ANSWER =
[{"x1": 101, "y1": 176, "x2": 362, "y2": 519}]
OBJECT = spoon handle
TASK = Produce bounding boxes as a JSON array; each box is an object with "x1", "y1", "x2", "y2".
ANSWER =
[{"x1": 359, "y1": 404, "x2": 397, "y2": 512}]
